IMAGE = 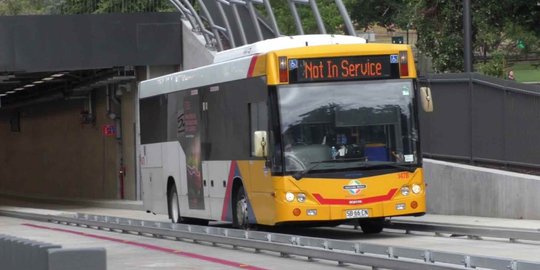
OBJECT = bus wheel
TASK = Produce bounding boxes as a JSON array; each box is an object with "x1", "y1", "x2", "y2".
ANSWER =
[
  {"x1": 359, "y1": 218, "x2": 385, "y2": 234},
  {"x1": 168, "y1": 185, "x2": 181, "y2": 223},
  {"x1": 233, "y1": 186, "x2": 249, "y2": 229}
]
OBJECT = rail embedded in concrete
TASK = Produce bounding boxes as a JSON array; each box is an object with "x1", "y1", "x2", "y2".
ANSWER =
[
  {"x1": 2, "y1": 210, "x2": 540, "y2": 270},
  {"x1": 0, "y1": 233, "x2": 106, "y2": 270}
]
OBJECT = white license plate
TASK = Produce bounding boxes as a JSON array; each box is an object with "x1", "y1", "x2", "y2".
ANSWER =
[{"x1": 345, "y1": 209, "x2": 369, "y2": 218}]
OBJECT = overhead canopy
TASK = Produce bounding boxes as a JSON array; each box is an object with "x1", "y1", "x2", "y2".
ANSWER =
[{"x1": 0, "y1": 12, "x2": 183, "y2": 108}]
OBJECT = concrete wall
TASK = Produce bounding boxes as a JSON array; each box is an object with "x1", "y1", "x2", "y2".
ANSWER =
[
  {"x1": 0, "y1": 90, "x2": 120, "y2": 199},
  {"x1": 0, "y1": 13, "x2": 183, "y2": 72},
  {"x1": 424, "y1": 159, "x2": 540, "y2": 219},
  {"x1": 181, "y1": 20, "x2": 214, "y2": 70},
  {"x1": 0, "y1": 16, "x2": 216, "y2": 201}
]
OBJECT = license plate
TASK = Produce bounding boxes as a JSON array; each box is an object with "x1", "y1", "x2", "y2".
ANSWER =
[{"x1": 345, "y1": 209, "x2": 369, "y2": 218}]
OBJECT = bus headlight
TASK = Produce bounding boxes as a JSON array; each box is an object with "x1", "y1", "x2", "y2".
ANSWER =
[
  {"x1": 412, "y1": 184, "x2": 422, "y2": 194},
  {"x1": 400, "y1": 186, "x2": 410, "y2": 196},
  {"x1": 297, "y1": 193, "x2": 306, "y2": 203},
  {"x1": 285, "y1": 192, "x2": 295, "y2": 202}
]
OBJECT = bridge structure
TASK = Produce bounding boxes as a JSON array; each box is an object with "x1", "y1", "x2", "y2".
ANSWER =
[{"x1": 0, "y1": 0, "x2": 539, "y2": 223}]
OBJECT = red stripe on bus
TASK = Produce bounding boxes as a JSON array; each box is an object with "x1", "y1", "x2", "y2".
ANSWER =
[
  {"x1": 23, "y1": 223, "x2": 267, "y2": 270},
  {"x1": 312, "y1": 188, "x2": 397, "y2": 205},
  {"x1": 221, "y1": 161, "x2": 237, "y2": 221},
  {"x1": 247, "y1": 56, "x2": 259, "y2": 77}
]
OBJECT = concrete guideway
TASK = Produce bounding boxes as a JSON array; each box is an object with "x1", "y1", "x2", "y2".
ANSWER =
[
  {"x1": 1, "y1": 214, "x2": 363, "y2": 270},
  {"x1": 2, "y1": 202, "x2": 540, "y2": 269},
  {"x1": 392, "y1": 214, "x2": 540, "y2": 232},
  {"x1": 385, "y1": 217, "x2": 540, "y2": 243}
]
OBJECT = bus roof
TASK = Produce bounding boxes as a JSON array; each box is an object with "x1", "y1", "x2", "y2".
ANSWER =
[
  {"x1": 213, "y1": 34, "x2": 367, "y2": 64},
  {"x1": 140, "y1": 35, "x2": 368, "y2": 99}
]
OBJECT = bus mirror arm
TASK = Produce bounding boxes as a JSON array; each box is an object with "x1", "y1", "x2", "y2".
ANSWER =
[{"x1": 261, "y1": 137, "x2": 267, "y2": 159}]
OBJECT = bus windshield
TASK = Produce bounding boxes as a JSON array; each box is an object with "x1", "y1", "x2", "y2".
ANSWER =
[{"x1": 277, "y1": 79, "x2": 419, "y2": 175}]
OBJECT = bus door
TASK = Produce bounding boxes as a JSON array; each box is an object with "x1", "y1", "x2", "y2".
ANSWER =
[
  {"x1": 181, "y1": 90, "x2": 208, "y2": 216},
  {"x1": 201, "y1": 85, "x2": 229, "y2": 220},
  {"x1": 248, "y1": 101, "x2": 276, "y2": 225}
]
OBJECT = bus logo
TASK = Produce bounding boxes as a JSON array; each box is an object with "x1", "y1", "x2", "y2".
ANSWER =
[{"x1": 343, "y1": 180, "x2": 366, "y2": 195}]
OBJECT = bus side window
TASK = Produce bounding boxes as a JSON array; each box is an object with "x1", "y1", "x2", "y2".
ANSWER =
[{"x1": 249, "y1": 101, "x2": 268, "y2": 157}]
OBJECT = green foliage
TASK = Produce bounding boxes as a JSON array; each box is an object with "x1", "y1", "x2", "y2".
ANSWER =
[
  {"x1": 411, "y1": 0, "x2": 539, "y2": 73},
  {"x1": 58, "y1": 0, "x2": 98, "y2": 14},
  {"x1": 410, "y1": 0, "x2": 465, "y2": 72},
  {"x1": 0, "y1": 0, "x2": 174, "y2": 15},
  {"x1": 95, "y1": 0, "x2": 174, "y2": 14},
  {"x1": 478, "y1": 52, "x2": 505, "y2": 78},
  {"x1": 0, "y1": 0, "x2": 58, "y2": 15},
  {"x1": 1, "y1": 0, "x2": 537, "y2": 75},
  {"x1": 349, "y1": 0, "x2": 409, "y2": 31},
  {"x1": 268, "y1": 0, "x2": 356, "y2": 35}
]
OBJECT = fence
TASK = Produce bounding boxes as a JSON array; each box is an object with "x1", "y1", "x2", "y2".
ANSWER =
[
  {"x1": 39, "y1": 0, "x2": 174, "y2": 15},
  {"x1": 419, "y1": 73, "x2": 540, "y2": 174}
]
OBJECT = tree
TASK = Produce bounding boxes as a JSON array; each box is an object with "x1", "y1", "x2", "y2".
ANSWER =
[
  {"x1": 0, "y1": 0, "x2": 56, "y2": 15},
  {"x1": 348, "y1": 0, "x2": 409, "y2": 32},
  {"x1": 407, "y1": 0, "x2": 465, "y2": 72},
  {"x1": 95, "y1": 0, "x2": 174, "y2": 13},
  {"x1": 410, "y1": 0, "x2": 539, "y2": 73},
  {"x1": 265, "y1": 0, "x2": 357, "y2": 35},
  {"x1": 0, "y1": 0, "x2": 174, "y2": 15}
]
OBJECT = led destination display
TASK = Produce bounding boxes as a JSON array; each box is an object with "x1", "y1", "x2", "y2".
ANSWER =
[{"x1": 289, "y1": 55, "x2": 399, "y2": 83}]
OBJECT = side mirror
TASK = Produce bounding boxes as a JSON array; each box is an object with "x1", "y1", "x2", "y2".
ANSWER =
[
  {"x1": 253, "y1": 131, "x2": 268, "y2": 158},
  {"x1": 420, "y1": 87, "x2": 434, "y2": 112}
]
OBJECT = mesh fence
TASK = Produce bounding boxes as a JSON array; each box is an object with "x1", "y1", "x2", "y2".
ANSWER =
[{"x1": 45, "y1": 0, "x2": 175, "y2": 15}]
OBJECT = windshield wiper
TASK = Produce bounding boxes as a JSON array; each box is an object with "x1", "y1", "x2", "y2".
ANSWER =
[
  {"x1": 293, "y1": 158, "x2": 368, "y2": 180},
  {"x1": 292, "y1": 160, "x2": 416, "y2": 180},
  {"x1": 293, "y1": 161, "x2": 324, "y2": 180},
  {"x1": 327, "y1": 157, "x2": 368, "y2": 163},
  {"x1": 359, "y1": 162, "x2": 416, "y2": 173}
]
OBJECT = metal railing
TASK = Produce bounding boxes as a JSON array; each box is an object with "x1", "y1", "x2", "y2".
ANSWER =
[
  {"x1": 17, "y1": 0, "x2": 358, "y2": 52},
  {"x1": 168, "y1": 0, "x2": 356, "y2": 51},
  {"x1": 419, "y1": 73, "x2": 540, "y2": 174},
  {"x1": 51, "y1": 0, "x2": 174, "y2": 14}
]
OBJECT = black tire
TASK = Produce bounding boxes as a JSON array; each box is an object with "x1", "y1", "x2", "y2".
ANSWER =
[
  {"x1": 168, "y1": 185, "x2": 181, "y2": 223},
  {"x1": 359, "y1": 218, "x2": 385, "y2": 234},
  {"x1": 232, "y1": 185, "x2": 249, "y2": 229},
  {"x1": 182, "y1": 217, "x2": 209, "y2": 226},
  {"x1": 168, "y1": 185, "x2": 209, "y2": 225}
]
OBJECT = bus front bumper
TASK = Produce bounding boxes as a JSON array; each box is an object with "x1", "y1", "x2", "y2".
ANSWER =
[{"x1": 273, "y1": 195, "x2": 426, "y2": 224}]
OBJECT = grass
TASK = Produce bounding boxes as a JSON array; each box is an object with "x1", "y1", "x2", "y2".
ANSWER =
[{"x1": 508, "y1": 62, "x2": 540, "y2": 83}]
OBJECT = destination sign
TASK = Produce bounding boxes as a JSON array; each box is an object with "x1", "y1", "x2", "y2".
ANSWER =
[{"x1": 289, "y1": 55, "x2": 399, "y2": 83}]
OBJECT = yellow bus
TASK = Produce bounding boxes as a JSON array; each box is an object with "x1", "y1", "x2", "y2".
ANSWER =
[{"x1": 139, "y1": 34, "x2": 433, "y2": 233}]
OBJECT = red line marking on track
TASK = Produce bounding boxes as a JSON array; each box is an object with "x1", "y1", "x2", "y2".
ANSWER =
[{"x1": 23, "y1": 223, "x2": 267, "y2": 270}]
